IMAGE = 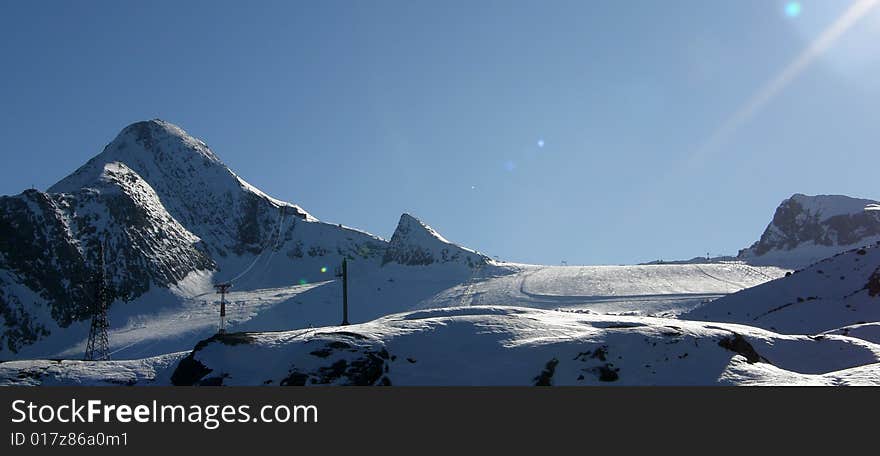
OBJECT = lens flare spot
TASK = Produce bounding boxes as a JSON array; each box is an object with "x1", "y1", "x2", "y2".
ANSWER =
[
  {"x1": 537, "y1": 139, "x2": 545, "y2": 148},
  {"x1": 299, "y1": 278, "x2": 308, "y2": 285},
  {"x1": 785, "y1": 2, "x2": 802, "y2": 18},
  {"x1": 320, "y1": 267, "x2": 327, "y2": 273}
]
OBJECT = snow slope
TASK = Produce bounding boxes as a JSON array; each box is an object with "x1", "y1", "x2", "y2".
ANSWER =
[
  {"x1": 6, "y1": 306, "x2": 879, "y2": 386},
  {"x1": 821, "y1": 323, "x2": 880, "y2": 345},
  {"x1": 160, "y1": 306, "x2": 880, "y2": 386},
  {"x1": 0, "y1": 351, "x2": 186, "y2": 386},
  {"x1": 417, "y1": 262, "x2": 788, "y2": 317},
  {"x1": 2, "y1": 257, "x2": 789, "y2": 361},
  {"x1": 683, "y1": 243, "x2": 880, "y2": 334},
  {"x1": 0, "y1": 225, "x2": 504, "y2": 361}
]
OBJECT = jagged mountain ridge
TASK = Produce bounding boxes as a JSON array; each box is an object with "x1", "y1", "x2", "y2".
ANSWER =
[
  {"x1": 383, "y1": 213, "x2": 490, "y2": 268},
  {"x1": 0, "y1": 120, "x2": 485, "y2": 355},
  {"x1": 0, "y1": 161, "x2": 214, "y2": 352},
  {"x1": 739, "y1": 193, "x2": 880, "y2": 268},
  {"x1": 49, "y1": 120, "x2": 314, "y2": 258}
]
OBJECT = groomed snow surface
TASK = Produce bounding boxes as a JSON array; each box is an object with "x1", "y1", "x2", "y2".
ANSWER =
[
  {"x1": 4, "y1": 261, "x2": 788, "y2": 362},
  {"x1": 10, "y1": 258, "x2": 875, "y2": 386}
]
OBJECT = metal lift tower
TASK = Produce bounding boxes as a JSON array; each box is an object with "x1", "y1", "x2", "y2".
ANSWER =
[
  {"x1": 214, "y1": 282, "x2": 232, "y2": 334},
  {"x1": 84, "y1": 242, "x2": 111, "y2": 361},
  {"x1": 336, "y1": 259, "x2": 350, "y2": 326}
]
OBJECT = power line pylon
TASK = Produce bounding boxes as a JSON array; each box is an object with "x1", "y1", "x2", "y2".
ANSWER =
[
  {"x1": 214, "y1": 283, "x2": 232, "y2": 334},
  {"x1": 84, "y1": 241, "x2": 111, "y2": 361}
]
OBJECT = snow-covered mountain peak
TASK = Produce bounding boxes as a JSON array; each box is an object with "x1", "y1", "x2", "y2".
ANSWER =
[
  {"x1": 394, "y1": 213, "x2": 452, "y2": 244},
  {"x1": 48, "y1": 119, "x2": 314, "y2": 255},
  {"x1": 739, "y1": 193, "x2": 880, "y2": 268},
  {"x1": 383, "y1": 213, "x2": 489, "y2": 267},
  {"x1": 51, "y1": 119, "x2": 223, "y2": 193},
  {"x1": 93, "y1": 160, "x2": 157, "y2": 193},
  {"x1": 787, "y1": 193, "x2": 878, "y2": 220},
  {"x1": 119, "y1": 119, "x2": 222, "y2": 161}
]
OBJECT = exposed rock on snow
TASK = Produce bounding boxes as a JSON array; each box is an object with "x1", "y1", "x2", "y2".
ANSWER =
[
  {"x1": 52, "y1": 119, "x2": 332, "y2": 258},
  {"x1": 382, "y1": 213, "x2": 490, "y2": 268},
  {"x1": 0, "y1": 161, "x2": 213, "y2": 353},
  {"x1": 739, "y1": 193, "x2": 880, "y2": 268}
]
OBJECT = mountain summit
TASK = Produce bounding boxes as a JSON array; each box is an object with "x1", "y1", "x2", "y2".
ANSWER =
[
  {"x1": 50, "y1": 119, "x2": 313, "y2": 257},
  {"x1": 739, "y1": 193, "x2": 880, "y2": 268},
  {"x1": 383, "y1": 213, "x2": 490, "y2": 268},
  {"x1": 1, "y1": 120, "x2": 491, "y2": 356}
]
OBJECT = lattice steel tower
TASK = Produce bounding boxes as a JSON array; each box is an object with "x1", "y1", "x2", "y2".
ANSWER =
[
  {"x1": 214, "y1": 282, "x2": 232, "y2": 334},
  {"x1": 84, "y1": 241, "x2": 111, "y2": 361}
]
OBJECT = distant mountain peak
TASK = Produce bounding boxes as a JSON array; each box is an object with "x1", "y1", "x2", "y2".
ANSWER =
[
  {"x1": 383, "y1": 213, "x2": 489, "y2": 267},
  {"x1": 739, "y1": 193, "x2": 880, "y2": 267},
  {"x1": 113, "y1": 119, "x2": 222, "y2": 163},
  {"x1": 51, "y1": 119, "x2": 234, "y2": 195},
  {"x1": 49, "y1": 119, "x2": 314, "y2": 255},
  {"x1": 786, "y1": 193, "x2": 878, "y2": 220},
  {"x1": 395, "y1": 213, "x2": 452, "y2": 243}
]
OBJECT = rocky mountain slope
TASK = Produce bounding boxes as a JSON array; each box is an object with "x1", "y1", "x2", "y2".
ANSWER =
[
  {"x1": 49, "y1": 120, "x2": 312, "y2": 258},
  {"x1": 739, "y1": 193, "x2": 880, "y2": 268},
  {"x1": 0, "y1": 161, "x2": 214, "y2": 353},
  {"x1": 0, "y1": 120, "x2": 485, "y2": 357},
  {"x1": 383, "y1": 213, "x2": 490, "y2": 268}
]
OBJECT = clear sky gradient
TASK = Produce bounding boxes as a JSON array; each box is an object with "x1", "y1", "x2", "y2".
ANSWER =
[{"x1": 2, "y1": 1, "x2": 879, "y2": 265}]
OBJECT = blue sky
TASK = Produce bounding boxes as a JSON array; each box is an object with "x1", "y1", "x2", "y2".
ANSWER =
[{"x1": 2, "y1": 1, "x2": 879, "y2": 265}]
